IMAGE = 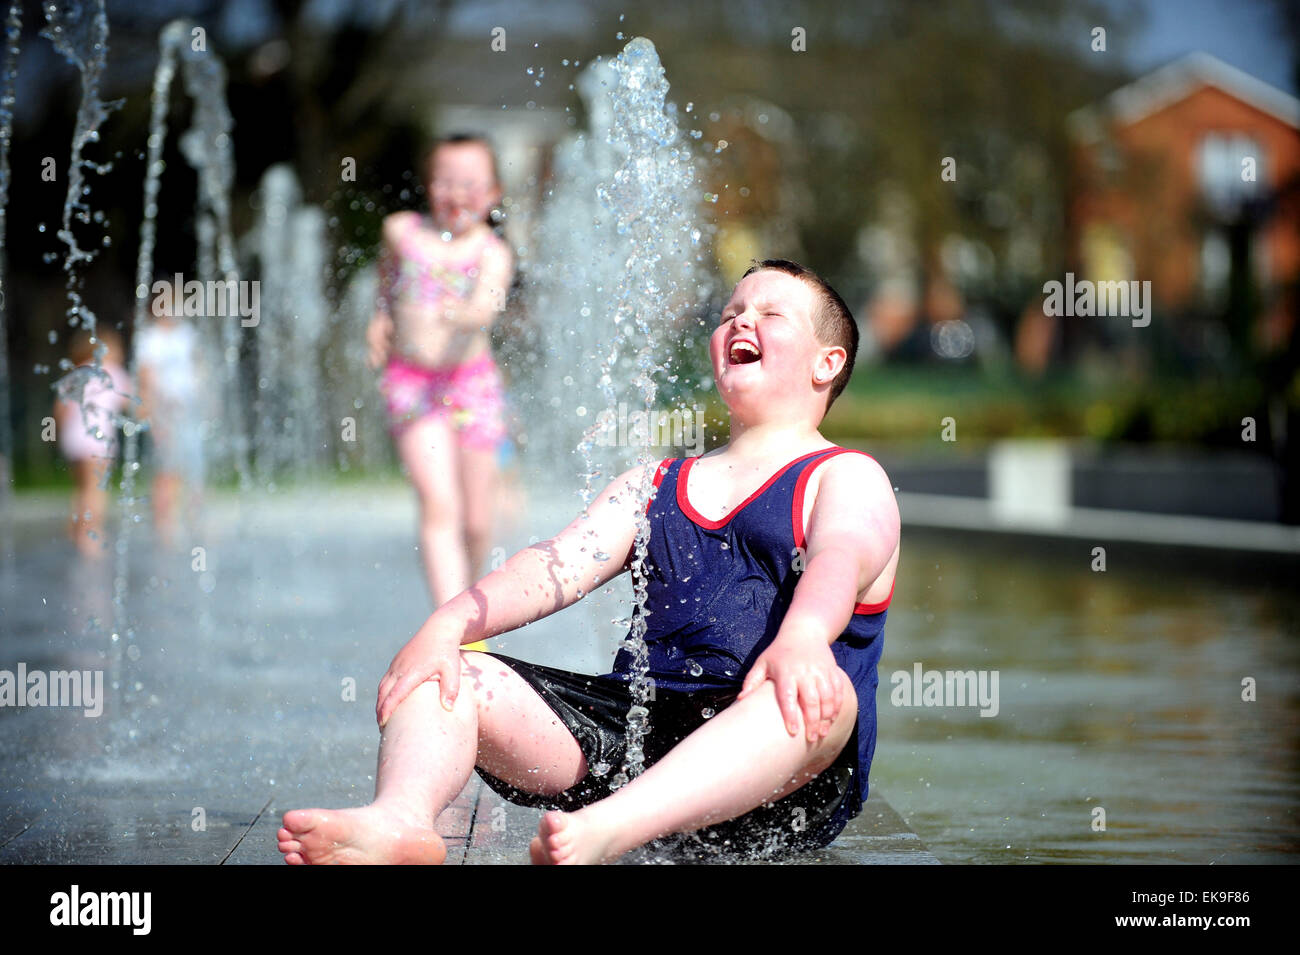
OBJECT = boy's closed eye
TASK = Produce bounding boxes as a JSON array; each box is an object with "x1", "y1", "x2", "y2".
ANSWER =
[{"x1": 719, "y1": 308, "x2": 784, "y2": 324}]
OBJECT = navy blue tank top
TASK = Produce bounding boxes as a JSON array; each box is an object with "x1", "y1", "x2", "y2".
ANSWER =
[{"x1": 606, "y1": 446, "x2": 892, "y2": 810}]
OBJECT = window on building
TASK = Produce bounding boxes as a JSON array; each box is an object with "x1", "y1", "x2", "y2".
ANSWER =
[{"x1": 1198, "y1": 133, "x2": 1266, "y2": 217}]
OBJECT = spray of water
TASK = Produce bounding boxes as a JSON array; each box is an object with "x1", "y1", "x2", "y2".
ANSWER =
[
  {"x1": 135, "y1": 19, "x2": 245, "y2": 491},
  {"x1": 601, "y1": 37, "x2": 711, "y2": 787},
  {"x1": 0, "y1": 2, "x2": 23, "y2": 569},
  {"x1": 43, "y1": 0, "x2": 115, "y2": 319},
  {"x1": 33, "y1": 0, "x2": 135, "y2": 702},
  {"x1": 105, "y1": 18, "x2": 242, "y2": 699},
  {"x1": 43, "y1": 0, "x2": 121, "y2": 445},
  {"x1": 251, "y1": 165, "x2": 329, "y2": 481},
  {"x1": 518, "y1": 37, "x2": 711, "y2": 788}
]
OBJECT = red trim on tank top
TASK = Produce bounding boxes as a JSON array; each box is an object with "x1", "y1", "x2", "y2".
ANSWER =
[
  {"x1": 854, "y1": 580, "x2": 894, "y2": 615},
  {"x1": 790, "y1": 447, "x2": 893, "y2": 614},
  {"x1": 676, "y1": 448, "x2": 834, "y2": 530}
]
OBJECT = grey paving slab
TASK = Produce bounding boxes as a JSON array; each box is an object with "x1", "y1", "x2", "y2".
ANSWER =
[{"x1": 461, "y1": 780, "x2": 543, "y2": 865}]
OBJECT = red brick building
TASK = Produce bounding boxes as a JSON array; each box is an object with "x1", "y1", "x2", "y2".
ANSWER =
[{"x1": 1067, "y1": 53, "x2": 1300, "y2": 348}]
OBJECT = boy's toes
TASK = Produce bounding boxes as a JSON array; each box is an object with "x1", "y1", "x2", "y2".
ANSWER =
[{"x1": 281, "y1": 809, "x2": 318, "y2": 834}]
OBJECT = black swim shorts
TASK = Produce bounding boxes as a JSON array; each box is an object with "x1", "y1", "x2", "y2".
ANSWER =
[{"x1": 474, "y1": 653, "x2": 860, "y2": 861}]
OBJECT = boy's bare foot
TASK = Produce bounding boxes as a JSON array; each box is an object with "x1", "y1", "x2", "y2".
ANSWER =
[
  {"x1": 529, "y1": 809, "x2": 623, "y2": 865},
  {"x1": 278, "y1": 806, "x2": 446, "y2": 865}
]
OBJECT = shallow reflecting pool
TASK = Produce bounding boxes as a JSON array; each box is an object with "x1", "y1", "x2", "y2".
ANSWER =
[{"x1": 875, "y1": 529, "x2": 1299, "y2": 863}]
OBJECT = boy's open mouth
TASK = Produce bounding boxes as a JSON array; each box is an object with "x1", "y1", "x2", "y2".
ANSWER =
[{"x1": 728, "y1": 340, "x2": 762, "y2": 365}]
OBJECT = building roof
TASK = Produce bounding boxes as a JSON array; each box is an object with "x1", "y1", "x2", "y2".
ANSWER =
[{"x1": 1068, "y1": 51, "x2": 1300, "y2": 142}]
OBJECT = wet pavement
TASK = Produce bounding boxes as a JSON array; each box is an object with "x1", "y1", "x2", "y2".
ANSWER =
[{"x1": 0, "y1": 483, "x2": 935, "y2": 865}]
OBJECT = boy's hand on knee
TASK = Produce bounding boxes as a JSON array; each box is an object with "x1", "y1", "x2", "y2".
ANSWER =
[
  {"x1": 376, "y1": 631, "x2": 462, "y2": 727},
  {"x1": 738, "y1": 635, "x2": 843, "y2": 743}
]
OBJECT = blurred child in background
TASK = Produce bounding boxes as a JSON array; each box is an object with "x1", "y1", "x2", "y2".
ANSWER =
[
  {"x1": 367, "y1": 135, "x2": 514, "y2": 644},
  {"x1": 135, "y1": 300, "x2": 204, "y2": 548},
  {"x1": 54, "y1": 328, "x2": 130, "y2": 557}
]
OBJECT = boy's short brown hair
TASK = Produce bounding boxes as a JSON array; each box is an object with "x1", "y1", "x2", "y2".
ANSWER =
[{"x1": 741, "y1": 259, "x2": 857, "y2": 414}]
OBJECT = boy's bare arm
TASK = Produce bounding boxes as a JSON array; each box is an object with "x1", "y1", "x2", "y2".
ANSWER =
[
  {"x1": 375, "y1": 462, "x2": 650, "y2": 726},
  {"x1": 738, "y1": 453, "x2": 899, "y2": 740},
  {"x1": 789, "y1": 453, "x2": 899, "y2": 642}
]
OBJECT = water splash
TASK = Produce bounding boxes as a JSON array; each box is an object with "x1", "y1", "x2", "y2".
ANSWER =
[
  {"x1": 42, "y1": 0, "x2": 123, "y2": 463},
  {"x1": 37, "y1": 0, "x2": 129, "y2": 701},
  {"x1": 518, "y1": 37, "x2": 710, "y2": 787},
  {"x1": 329, "y1": 261, "x2": 390, "y2": 474},
  {"x1": 0, "y1": 2, "x2": 23, "y2": 571},
  {"x1": 42, "y1": 0, "x2": 116, "y2": 336},
  {"x1": 513, "y1": 38, "x2": 712, "y2": 788},
  {"x1": 250, "y1": 165, "x2": 329, "y2": 480},
  {"x1": 519, "y1": 43, "x2": 709, "y2": 492},
  {"x1": 112, "y1": 19, "x2": 244, "y2": 698},
  {"x1": 601, "y1": 37, "x2": 711, "y2": 788},
  {"x1": 112, "y1": 20, "x2": 182, "y2": 668},
  {"x1": 134, "y1": 19, "x2": 246, "y2": 490}
]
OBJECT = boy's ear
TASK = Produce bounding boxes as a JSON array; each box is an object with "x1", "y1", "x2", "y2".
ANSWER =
[{"x1": 814, "y1": 346, "x2": 847, "y2": 384}]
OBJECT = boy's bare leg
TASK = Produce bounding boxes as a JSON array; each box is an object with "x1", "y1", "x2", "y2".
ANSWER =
[
  {"x1": 278, "y1": 652, "x2": 587, "y2": 864},
  {"x1": 278, "y1": 680, "x2": 465, "y2": 864},
  {"x1": 530, "y1": 671, "x2": 858, "y2": 865}
]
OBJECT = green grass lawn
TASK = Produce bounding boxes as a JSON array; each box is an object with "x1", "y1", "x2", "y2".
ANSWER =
[{"x1": 818, "y1": 363, "x2": 1264, "y2": 447}]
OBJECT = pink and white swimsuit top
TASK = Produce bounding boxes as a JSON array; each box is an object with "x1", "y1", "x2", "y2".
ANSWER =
[{"x1": 377, "y1": 213, "x2": 489, "y2": 312}]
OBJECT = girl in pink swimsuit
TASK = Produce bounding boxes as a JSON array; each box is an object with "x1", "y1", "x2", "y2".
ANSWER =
[{"x1": 366, "y1": 135, "x2": 515, "y2": 623}]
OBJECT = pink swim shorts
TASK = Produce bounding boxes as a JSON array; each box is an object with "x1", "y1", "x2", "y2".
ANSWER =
[{"x1": 380, "y1": 352, "x2": 507, "y2": 452}]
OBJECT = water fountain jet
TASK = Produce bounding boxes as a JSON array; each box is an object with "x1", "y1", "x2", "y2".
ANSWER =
[{"x1": 518, "y1": 36, "x2": 712, "y2": 787}]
